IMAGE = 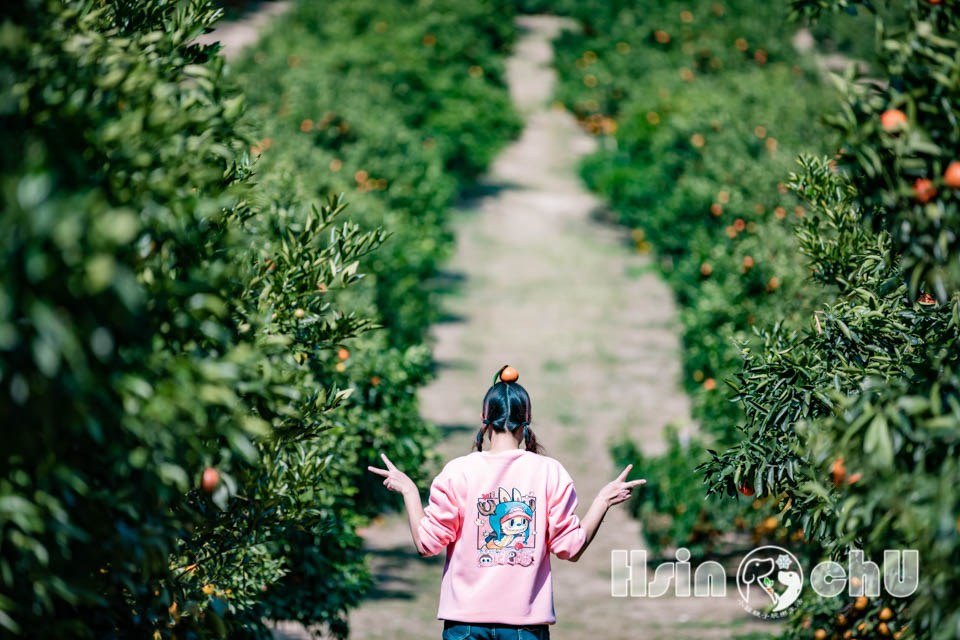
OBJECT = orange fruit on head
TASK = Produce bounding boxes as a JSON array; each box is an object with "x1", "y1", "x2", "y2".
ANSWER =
[
  {"x1": 881, "y1": 109, "x2": 908, "y2": 132},
  {"x1": 500, "y1": 366, "x2": 519, "y2": 382},
  {"x1": 201, "y1": 467, "x2": 219, "y2": 493},
  {"x1": 913, "y1": 178, "x2": 936, "y2": 203},
  {"x1": 944, "y1": 162, "x2": 960, "y2": 188}
]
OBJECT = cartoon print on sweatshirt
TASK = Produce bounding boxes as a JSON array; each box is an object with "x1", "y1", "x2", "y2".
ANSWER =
[{"x1": 475, "y1": 487, "x2": 536, "y2": 568}]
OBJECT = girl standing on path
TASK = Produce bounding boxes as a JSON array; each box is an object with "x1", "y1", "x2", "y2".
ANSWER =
[{"x1": 368, "y1": 365, "x2": 647, "y2": 640}]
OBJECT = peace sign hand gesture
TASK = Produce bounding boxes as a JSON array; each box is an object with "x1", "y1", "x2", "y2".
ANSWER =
[
  {"x1": 597, "y1": 464, "x2": 647, "y2": 507},
  {"x1": 367, "y1": 453, "x2": 417, "y2": 497}
]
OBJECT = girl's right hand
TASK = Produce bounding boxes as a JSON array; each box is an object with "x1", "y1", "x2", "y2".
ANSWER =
[
  {"x1": 368, "y1": 453, "x2": 417, "y2": 496},
  {"x1": 596, "y1": 464, "x2": 646, "y2": 508}
]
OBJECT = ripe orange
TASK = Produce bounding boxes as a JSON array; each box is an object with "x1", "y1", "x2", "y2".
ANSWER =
[
  {"x1": 848, "y1": 471, "x2": 863, "y2": 484},
  {"x1": 913, "y1": 178, "x2": 936, "y2": 203},
  {"x1": 879, "y1": 622, "x2": 890, "y2": 636},
  {"x1": 855, "y1": 596, "x2": 869, "y2": 610},
  {"x1": 944, "y1": 162, "x2": 960, "y2": 188},
  {"x1": 500, "y1": 366, "x2": 519, "y2": 382},
  {"x1": 337, "y1": 348, "x2": 349, "y2": 360},
  {"x1": 815, "y1": 629, "x2": 827, "y2": 640},
  {"x1": 739, "y1": 483, "x2": 755, "y2": 496},
  {"x1": 881, "y1": 109, "x2": 908, "y2": 132},
  {"x1": 918, "y1": 293, "x2": 936, "y2": 304},
  {"x1": 703, "y1": 378, "x2": 716, "y2": 391},
  {"x1": 201, "y1": 467, "x2": 219, "y2": 493},
  {"x1": 858, "y1": 622, "x2": 867, "y2": 632},
  {"x1": 831, "y1": 456, "x2": 846, "y2": 486},
  {"x1": 700, "y1": 262, "x2": 713, "y2": 276},
  {"x1": 879, "y1": 607, "x2": 893, "y2": 621}
]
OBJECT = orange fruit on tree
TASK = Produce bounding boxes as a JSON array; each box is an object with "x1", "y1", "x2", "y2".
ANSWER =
[
  {"x1": 843, "y1": 631, "x2": 853, "y2": 640},
  {"x1": 703, "y1": 378, "x2": 716, "y2": 391},
  {"x1": 739, "y1": 483, "x2": 755, "y2": 496},
  {"x1": 831, "y1": 456, "x2": 847, "y2": 485},
  {"x1": 944, "y1": 162, "x2": 960, "y2": 188},
  {"x1": 201, "y1": 467, "x2": 219, "y2": 493},
  {"x1": 879, "y1": 607, "x2": 893, "y2": 621},
  {"x1": 337, "y1": 348, "x2": 349, "y2": 360},
  {"x1": 881, "y1": 109, "x2": 908, "y2": 132},
  {"x1": 815, "y1": 629, "x2": 827, "y2": 640},
  {"x1": 855, "y1": 595, "x2": 869, "y2": 610},
  {"x1": 879, "y1": 622, "x2": 891, "y2": 636},
  {"x1": 500, "y1": 366, "x2": 519, "y2": 382},
  {"x1": 858, "y1": 622, "x2": 867, "y2": 632},
  {"x1": 913, "y1": 178, "x2": 936, "y2": 203}
]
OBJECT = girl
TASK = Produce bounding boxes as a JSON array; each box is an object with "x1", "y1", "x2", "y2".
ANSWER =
[{"x1": 368, "y1": 365, "x2": 646, "y2": 639}]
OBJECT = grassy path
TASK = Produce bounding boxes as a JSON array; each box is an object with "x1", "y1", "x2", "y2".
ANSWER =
[{"x1": 328, "y1": 15, "x2": 775, "y2": 640}]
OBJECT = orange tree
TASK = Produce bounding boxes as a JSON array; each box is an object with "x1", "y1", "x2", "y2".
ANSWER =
[
  {"x1": 542, "y1": 0, "x2": 957, "y2": 634},
  {"x1": 0, "y1": 0, "x2": 519, "y2": 638},
  {"x1": 698, "y1": 0, "x2": 960, "y2": 637},
  {"x1": 0, "y1": 1, "x2": 385, "y2": 636}
]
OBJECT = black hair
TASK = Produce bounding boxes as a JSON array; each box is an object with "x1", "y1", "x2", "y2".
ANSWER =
[{"x1": 474, "y1": 367, "x2": 543, "y2": 454}]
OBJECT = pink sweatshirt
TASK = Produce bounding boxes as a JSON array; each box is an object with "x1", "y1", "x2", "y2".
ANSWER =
[{"x1": 417, "y1": 448, "x2": 587, "y2": 625}]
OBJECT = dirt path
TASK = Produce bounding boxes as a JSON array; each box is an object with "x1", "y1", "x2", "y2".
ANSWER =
[
  {"x1": 319, "y1": 15, "x2": 776, "y2": 640},
  {"x1": 193, "y1": 1, "x2": 292, "y2": 60}
]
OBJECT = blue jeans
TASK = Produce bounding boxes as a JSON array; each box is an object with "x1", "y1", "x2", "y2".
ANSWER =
[{"x1": 442, "y1": 620, "x2": 549, "y2": 640}]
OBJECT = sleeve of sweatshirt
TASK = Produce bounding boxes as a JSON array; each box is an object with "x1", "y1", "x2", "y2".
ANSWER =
[
  {"x1": 546, "y1": 461, "x2": 586, "y2": 560},
  {"x1": 417, "y1": 462, "x2": 463, "y2": 557}
]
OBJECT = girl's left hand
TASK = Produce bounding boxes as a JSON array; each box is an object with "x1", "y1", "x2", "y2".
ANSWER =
[
  {"x1": 597, "y1": 464, "x2": 647, "y2": 507},
  {"x1": 368, "y1": 453, "x2": 417, "y2": 495}
]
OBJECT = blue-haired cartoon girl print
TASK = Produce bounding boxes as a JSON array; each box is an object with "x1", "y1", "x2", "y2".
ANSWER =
[{"x1": 475, "y1": 487, "x2": 536, "y2": 567}]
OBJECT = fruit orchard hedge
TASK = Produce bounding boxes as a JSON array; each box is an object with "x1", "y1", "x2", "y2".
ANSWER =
[
  {"x1": 543, "y1": 0, "x2": 841, "y2": 557},
  {"x1": 548, "y1": 0, "x2": 960, "y2": 638},
  {"x1": 0, "y1": 0, "x2": 518, "y2": 637}
]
